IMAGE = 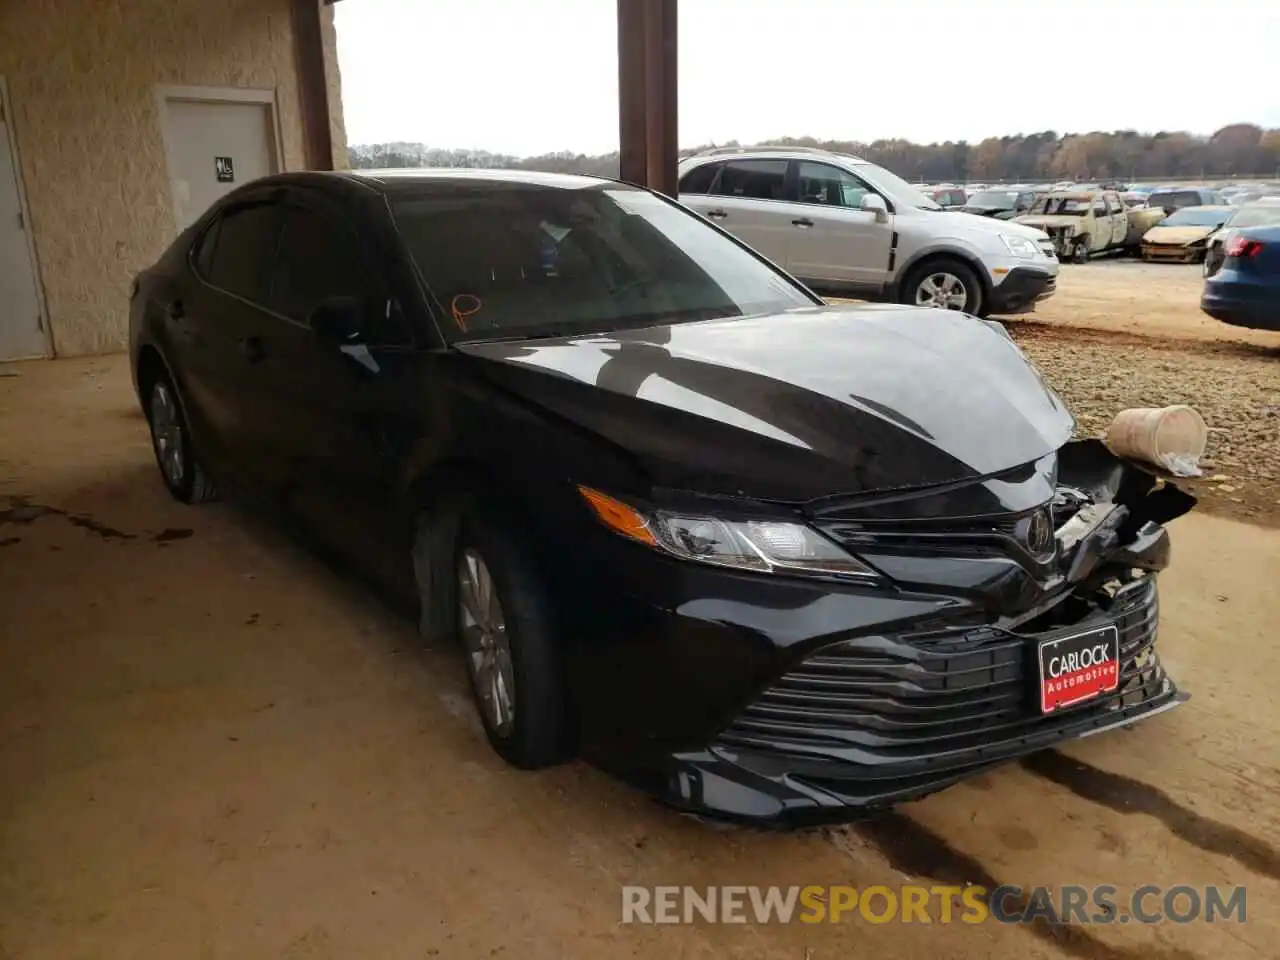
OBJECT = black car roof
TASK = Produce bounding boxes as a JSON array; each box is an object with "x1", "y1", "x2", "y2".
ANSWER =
[{"x1": 255, "y1": 167, "x2": 627, "y2": 198}]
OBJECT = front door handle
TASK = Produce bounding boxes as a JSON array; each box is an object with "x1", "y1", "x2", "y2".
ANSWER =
[
  {"x1": 239, "y1": 336, "x2": 265, "y2": 363},
  {"x1": 792, "y1": 217, "x2": 815, "y2": 228},
  {"x1": 705, "y1": 208, "x2": 727, "y2": 220}
]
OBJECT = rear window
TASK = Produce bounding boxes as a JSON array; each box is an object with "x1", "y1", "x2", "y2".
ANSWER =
[{"x1": 390, "y1": 183, "x2": 814, "y2": 344}]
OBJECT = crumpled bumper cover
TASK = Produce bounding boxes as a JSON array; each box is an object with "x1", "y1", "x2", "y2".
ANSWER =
[{"x1": 650, "y1": 579, "x2": 1184, "y2": 827}]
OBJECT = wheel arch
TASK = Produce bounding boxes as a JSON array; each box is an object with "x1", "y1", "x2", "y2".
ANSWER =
[{"x1": 894, "y1": 247, "x2": 994, "y2": 313}]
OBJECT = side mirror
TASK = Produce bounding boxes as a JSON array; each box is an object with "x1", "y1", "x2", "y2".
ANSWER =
[
  {"x1": 308, "y1": 296, "x2": 366, "y2": 344},
  {"x1": 860, "y1": 194, "x2": 890, "y2": 223}
]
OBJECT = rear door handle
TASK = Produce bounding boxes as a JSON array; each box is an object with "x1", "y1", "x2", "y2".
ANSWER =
[
  {"x1": 792, "y1": 217, "x2": 815, "y2": 228},
  {"x1": 705, "y1": 208, "x2": 727, "y2": 220},
  {"x1": 166, "y1": 299, "x2": 185, "y2": 320},
  {"x1": 239, "y1": 336, "x2": 265, "y2": 363}
]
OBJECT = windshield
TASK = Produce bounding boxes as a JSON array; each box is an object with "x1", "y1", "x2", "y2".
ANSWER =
[
  {"x1": 1148, "y1": 191, "x2": 1200, "y2": 210},
  {"x1": 1028, "y1": 196, "x2": 1093, "y2": 215},
  {"x1": 1228, "y1": 205, "x2": 1280, "y2": 228},
  {"x1": 967, "y1": 191, "x2": 1018, "y2": 208},
  {"x1": 390, "y1": 183, "x2": 817, "y2": 344},
  {"x1": 1158, "y1": 208, "x2": 1229, "y2": 227},
  {"x1": 852, "y1": 162, "x2": 941, "y2": 210}
]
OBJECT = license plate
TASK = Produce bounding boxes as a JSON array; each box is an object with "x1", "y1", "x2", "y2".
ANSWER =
[{"x1": 1037, "y1": 625, "x2": 1120, "y2": 714}]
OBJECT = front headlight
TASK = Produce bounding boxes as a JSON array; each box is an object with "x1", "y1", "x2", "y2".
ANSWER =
[
  {"x1": 578, "y1": 486, "x2": 881, "y2": 581},
  {"x1": 1000, "y1": 234, "x2": 1041, "y2": 259}
]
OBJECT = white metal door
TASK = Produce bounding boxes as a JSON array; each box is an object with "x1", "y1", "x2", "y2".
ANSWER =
[
  {"x1": 0, "y1": 105, "x2": 47, "y2": 360},
  {"x1": 162, "y1": 98, "x2": 276, "y2": 230}
]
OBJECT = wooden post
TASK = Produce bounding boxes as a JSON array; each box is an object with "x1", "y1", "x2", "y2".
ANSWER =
[
  {"x1": 292, "y1": 0, "x2": 335, "y2": 170},
  {"x1": 617, "y1": 0, "x2": 678, "y2": 196}
]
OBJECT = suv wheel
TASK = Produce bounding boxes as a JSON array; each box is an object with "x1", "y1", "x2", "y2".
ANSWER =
[
  {"x1": 902, "y1": 258, "x2": 983, "y2": 315},
  {"x1": 1073, "y1": 240, "x2": 1091, "y2": 264}
]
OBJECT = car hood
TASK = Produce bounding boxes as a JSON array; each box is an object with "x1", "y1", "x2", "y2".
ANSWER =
[
  {"x1": 456, "y1": 304, "x2": 1074, "y2": 502},
  {"x1": 934, "y1": 210, "x2": 1048, "y2": 240},
  {"x1": 1143, "y1": 225, "x2": 1218, "y2": 245},
  {"x1": 1015, "y1": 215, "x2": 1083, "y2": 231}
]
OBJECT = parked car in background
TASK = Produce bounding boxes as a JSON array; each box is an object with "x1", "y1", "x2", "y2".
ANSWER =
[
  {"x1": 1203, "y1": 201, "x2": 1280, "y2": 277},
  {"x1": 923, "y1": 185, "x2": 969, "y2": 208},
  {"x1": 677, "y1": 147, "x2": 1059, "y2": 316},
  {"x1": 1016, "y1": 189, "x2": 1163, "y2": 262},
  {"x1": 1201, "y1": 225, "x2": 1280, "y2": 330},
  {"x1": 962, "y1": 189, "x2": 1037, "y2": 220},
  {"x1": 129, "y1": 167, "x2": 1195, "y2": 825},
  {"x1": 1146, "y1": 187, "x2": 1223, "y2": 216},
  {"x1": 1140, "y1": 206, "x2": 1233, "y2": 263}
]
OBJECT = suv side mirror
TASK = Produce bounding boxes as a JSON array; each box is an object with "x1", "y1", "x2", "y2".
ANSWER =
[
  {"x1": 860, "y1": 194, "x2": 889, "y2": 223},
  {"x1": 308, "y1": 296, "x2": 366, "y2": 344}
]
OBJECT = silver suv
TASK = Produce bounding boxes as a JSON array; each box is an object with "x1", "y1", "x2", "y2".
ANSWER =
[{"x1": 677, "y1": 147, "x2": 1059, "y2": 316}]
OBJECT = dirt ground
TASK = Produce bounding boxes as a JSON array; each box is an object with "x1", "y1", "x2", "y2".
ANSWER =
[{"x1": 2, "y1": 274, "x2": 1279, "y2": 959}]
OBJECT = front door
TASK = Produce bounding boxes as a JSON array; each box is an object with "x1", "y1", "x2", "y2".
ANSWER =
[
  {"x1": 0, "y1": 98, "x2": 46, "y2": 360},
  {"x1": 256, "y1": 198, "x2": 422, "y2": 587},
  {"x1": 785, "y1": 160, "x2": 893, "y2": 288},
  {"x1": 162, "y1": 96, "x2": 277, "y2": 230}
]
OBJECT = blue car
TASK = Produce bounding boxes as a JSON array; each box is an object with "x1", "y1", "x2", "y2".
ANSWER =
[{"x1": 1200, "y1": 225, "x2": 1280, "y2": 331}]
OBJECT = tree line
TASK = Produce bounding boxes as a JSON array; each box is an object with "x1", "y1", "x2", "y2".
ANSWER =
[{"x1": 349, "y1": 124, "x2": 1280, "y2": 184}]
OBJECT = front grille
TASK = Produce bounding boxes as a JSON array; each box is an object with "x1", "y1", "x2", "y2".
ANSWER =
[{"x1": 716, "y1": 579, "x2": 1165, "y2": 764}]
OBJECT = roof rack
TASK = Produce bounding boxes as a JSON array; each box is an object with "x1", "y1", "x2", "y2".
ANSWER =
[{"x1": 694, "y1": 144, "x2": 833, "y2": 157}]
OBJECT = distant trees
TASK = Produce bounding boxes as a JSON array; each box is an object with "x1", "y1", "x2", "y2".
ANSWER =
[{"x1": 348, "y1": 124, "x2": 1280, "y2": 183}]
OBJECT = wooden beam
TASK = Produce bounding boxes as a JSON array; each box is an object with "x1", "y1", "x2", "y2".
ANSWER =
[
  {"x1": 291, "y1": 0, "x2": 335, "y2": 169},
  {"x1": 617, "y1": 0, "x2": 677, "y2": 196}
]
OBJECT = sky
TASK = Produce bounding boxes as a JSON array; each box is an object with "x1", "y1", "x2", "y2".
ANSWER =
[{"x1": 334, "y1": 0, "x2": 1280, "y2": 156}]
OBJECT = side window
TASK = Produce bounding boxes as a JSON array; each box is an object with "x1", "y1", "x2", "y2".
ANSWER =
[
  {"x1": 270, "y1": 206, "x2": 409, "y2": 345},
  {"x1": 712, "y1": 159, "x2": 787, "y2": 201},
  {"x1": 192, "y1": 218, "x2": 222, "y2": 279},
  {"x1": 1093, "y1": 196, "x2": 1108, "y2": 217},
  {"x1": 678, "y1": 161, "x2": 722, "y2": 195},
  {"x1": 206, "y1": 203, "x2": 283, "y2": 304},
  {"x1": 795, "y1": 161, "x2": 869, "y2": 208}
]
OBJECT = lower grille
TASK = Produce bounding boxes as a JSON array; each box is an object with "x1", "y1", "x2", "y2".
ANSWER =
[{"x1": 716, "y1": 579, "x2": 1165, "y2": 764}]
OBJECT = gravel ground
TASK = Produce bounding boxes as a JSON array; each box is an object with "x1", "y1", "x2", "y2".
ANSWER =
[{"x1": 1007, "y1": 321, "x2": 1280, "y2": 527}]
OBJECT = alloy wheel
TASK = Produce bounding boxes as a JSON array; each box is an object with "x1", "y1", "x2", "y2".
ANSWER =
[
  {"x1": 914, "y1": 272, "x2": 969, "y2": 310},
  {"x1": 458, "y1": 548, "x2": 516, "y2": 737},
  {"x1": 150, "y1": 382, "x2": 186, "y2": 487}
]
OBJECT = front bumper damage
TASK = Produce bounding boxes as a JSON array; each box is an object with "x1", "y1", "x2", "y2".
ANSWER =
[
  {"x1": 1142, "y1": 243, "x2": 1204, "y2": 263},
  {"x1": 625, "y1": 440, "x2": 1195, "y2": 826}
]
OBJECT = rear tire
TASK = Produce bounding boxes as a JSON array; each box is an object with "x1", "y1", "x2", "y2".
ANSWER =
[
  {"x1": 450, "y1": 509, "x2": 568, "y2": 769},
  {"x1": 146, "y1": 375, "x2": 218, "y2": 504},
  {"x1": 900, "y1": 257, "x2": 984, "y2": 316}
]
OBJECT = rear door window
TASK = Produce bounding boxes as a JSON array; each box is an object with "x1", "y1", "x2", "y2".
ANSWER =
[
  {"x1": 678, "y1": 161, "x2": 723, "y2": 195},
  {"x1": 205, "y1": 203, "x2": 283, "y2": 304},
  {"x1": 711, "y1": 159, "x2": 788, "y2": 200}
]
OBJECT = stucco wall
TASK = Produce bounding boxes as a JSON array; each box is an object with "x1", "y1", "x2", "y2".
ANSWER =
[{"x1": 0, "y1": 0, "x2": 347, "y2": 357}]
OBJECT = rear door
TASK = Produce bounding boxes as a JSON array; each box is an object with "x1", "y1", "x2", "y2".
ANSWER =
[
  {"x1": 177, "y1": 199, "x2": 284, "y2": 474},
  {"x1": 784, "y1": 160, "x2": 892, "y2": 287},
  {"x1": 679, "y1": 158, "x2": 793, "y2": 266},
  {"x1": 1104, "y1": 194, "x2": 1128, "y2": 246}
]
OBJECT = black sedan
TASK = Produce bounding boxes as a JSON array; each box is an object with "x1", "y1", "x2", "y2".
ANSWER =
[{"x1": 129, "y1": 169, "x2": 1193, "y2": 825}]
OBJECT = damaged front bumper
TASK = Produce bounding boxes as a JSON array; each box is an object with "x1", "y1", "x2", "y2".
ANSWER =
[{"x1": 576, "y1": 440, "x2": 1194, "y2": 827}]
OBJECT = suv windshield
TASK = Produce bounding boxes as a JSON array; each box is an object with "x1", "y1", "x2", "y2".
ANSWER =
[
  {"x1": 967, "y1": 191, "x2": 1017, "y2": 208},
  {"x1": 391, "y1": 183, "x2": 817, "y2": 343},
  {"x1": 1028, "y1": 196, "x2": 1093, "y2": 215},
  {"x1": 852, "y1": 162, "x2": 941, "y2": 210}
]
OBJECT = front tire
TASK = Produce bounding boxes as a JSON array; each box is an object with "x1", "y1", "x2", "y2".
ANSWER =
[
  {"x1": 901, "y1": 258, "x2": 984, "y2": 316},
  {"x1": 452, "y1": 511, "x2": 568, "y2": 769},
  {"x1": 146, "y1": 376, "x2": 218, "y2": 504},
  {"x1": 1072, "y1": 240, "x2": 1091, "y2": 264}
]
